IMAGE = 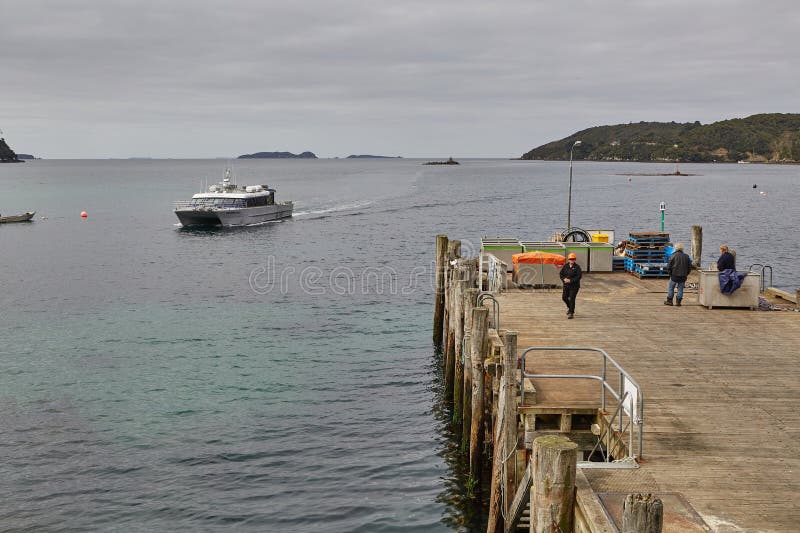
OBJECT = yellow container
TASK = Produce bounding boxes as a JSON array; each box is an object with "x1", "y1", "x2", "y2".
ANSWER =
[{"x1": 592, "y1": 233, "x2": 609, "y2": 243}]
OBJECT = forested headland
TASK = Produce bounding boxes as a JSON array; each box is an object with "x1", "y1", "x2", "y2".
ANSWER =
[{"x1": 522, "y1": 113, "x2": 800, "y2": 163}]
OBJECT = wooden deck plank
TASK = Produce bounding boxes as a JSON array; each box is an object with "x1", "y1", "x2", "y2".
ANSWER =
[{"x1": 494, "y1": 271, "x2": 800, "y2": 531}]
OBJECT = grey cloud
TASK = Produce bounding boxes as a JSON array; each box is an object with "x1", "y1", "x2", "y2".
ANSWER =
[{"x1": 1, "y1": 0, "x2": 798, "y2": 158}]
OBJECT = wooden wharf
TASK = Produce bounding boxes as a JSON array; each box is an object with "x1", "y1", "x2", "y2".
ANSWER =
[{"x1": 433, "y1": 234, "x2": 800, "y2": 533}]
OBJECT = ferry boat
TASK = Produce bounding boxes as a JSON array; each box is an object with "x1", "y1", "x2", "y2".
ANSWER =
[{"x1": 174, "y1": 169, "x2": 293, "y2": 227}]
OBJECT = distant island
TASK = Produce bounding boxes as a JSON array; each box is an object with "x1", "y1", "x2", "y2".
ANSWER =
[
  {"x1": 522, "y1": 113, "x2": 800, "y2": 163},
  {"x1": 346, "y1": 154, "x2": 402, "y2": 159},
  {"x1": 238, "y1": 151, "x2": 317, "y2": 159},
  {"x1": 423, "y1": 157, "x2": 460, "y2": 165},
  {"x1": 0, "y1": 138, "x2": 25, "y2": 163},
  {"x1": 17, "y1": 154, "x2": 35, "y2": 160}
]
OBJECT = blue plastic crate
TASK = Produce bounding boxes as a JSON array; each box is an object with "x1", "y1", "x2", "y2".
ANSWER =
[
  {"x1": 628, "y1": 237, "x2": 670, "y2": 246},
  {"x1": 633, "y1": 262, "x2": 669, "y2": 278},
  {"x1": 625, "y1": 249, "x2": 667, "y2": 259}
]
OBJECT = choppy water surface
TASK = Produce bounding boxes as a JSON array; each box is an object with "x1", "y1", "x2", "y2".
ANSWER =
[{"x1": 1, "y1": 159, "x2": 798, "y2": 531}]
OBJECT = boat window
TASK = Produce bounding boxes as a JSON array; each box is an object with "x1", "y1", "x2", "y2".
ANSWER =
[
  {"x1": 190, "y1": 198, "x2": 246, "y2": 208},
  {"x1": 245, "y1": 195, "x2": 269, "y2": 207}
]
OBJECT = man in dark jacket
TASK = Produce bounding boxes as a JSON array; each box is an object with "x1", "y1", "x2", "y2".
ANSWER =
[
  {"x1": 560, "y1": 252, "x2": 582, "y2": 319},
  {"x1": 665, "y1": 242, "x2": 691, "y2": 306}
]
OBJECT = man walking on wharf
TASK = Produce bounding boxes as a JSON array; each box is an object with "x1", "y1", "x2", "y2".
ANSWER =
[{"x1": 560, "y1": 252, "x2": 582, "y2": 319}]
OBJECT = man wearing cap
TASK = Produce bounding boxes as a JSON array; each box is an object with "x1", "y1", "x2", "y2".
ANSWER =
[
  {"x1": 559, "y1": 252, "x2": 582, "y2": 319},
  {"x1": 665, "y1": 242, "x2": 691, "y2": 306}
]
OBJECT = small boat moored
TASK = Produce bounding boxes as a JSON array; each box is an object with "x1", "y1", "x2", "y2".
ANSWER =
[
  {"x1": 174, "y1": 169, "x2": 293, "y2": 227},
  {"x1": 0, "y1": 211, "x2": 35, "y2": 223}
]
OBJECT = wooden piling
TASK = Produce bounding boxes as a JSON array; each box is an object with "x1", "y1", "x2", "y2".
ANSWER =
[
  {"x1": 444, "y1": 268, "x2": 457, "y2": 398},
  {"x1": 530, "y1": 435, "x2": 578, "y2": 533},
  {"x1": 444, "y1": 275, "x2": 454, "y2": 378},
  {"x1": 469, "y1": 307, "x2": 489, "y2": 480},
  {"x1": 486, "y1": 404, "x2": 504, "y2": 533},
  {"x1": 434, "y1": 235, "x2": 448, "y2": 345},
  {"x1": 691, "y1": 225, "x2": 702, "y2": 269},
  {"x1": 456, "y1": 288, "x2": 478, "y2": 429},
  {"x1": 487, "y1": 437, "x2": 503, "y2": 533},
  {"x1": 443, "y1": 244, "x2": 461, "y2": 400},
  {"x1": 487, "y1": 330, "x2": 518, "y2": 533},
  {"x1": 462, "y1": 292, "x2": 477, "y2": 449},
  {"x1": 464, "y1": 257, "x2": 478, "y2": 288},
  {"x1": 447, "y1": 240, "x2": 462, "y2": 266},
  {"x1": 446, "y1": 277, "x2": 467, "y2": 400},
  {"x1": 501, "y1": 331, "x2": 518, "y2": 518},
  {"x1": 622, "y1": 493, "x2": 663, "y2": 533}
]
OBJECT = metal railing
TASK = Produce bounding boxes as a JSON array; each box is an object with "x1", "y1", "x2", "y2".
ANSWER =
[
  {"x1": 748, "y1": 263, "x2": 774, "y2": 292},
  {"x1": 519, "y1": 346, "x2": 644, "y2": 459},
  {"x1": 477, "y1": 293, "x2": 500, "y2": 330},
  {"x1": 479, "y1": 252, "x2": 508, "y2": 293},
  {"x1": 173, "y1": 199, "x2": 246, "y2": 210}
]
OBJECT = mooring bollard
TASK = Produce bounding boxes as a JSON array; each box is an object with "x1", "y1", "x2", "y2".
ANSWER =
[
  {"x1": 622, "y1": 493, "x2": 663, "y2": 533},
  {"x1": 530, "y1": 435, "x2": 578, "y2": 533}
]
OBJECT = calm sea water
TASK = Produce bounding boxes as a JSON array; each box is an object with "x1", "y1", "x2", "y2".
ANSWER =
[{"x1": 1, "y1": 158, "x2": 798, "y2": 531}]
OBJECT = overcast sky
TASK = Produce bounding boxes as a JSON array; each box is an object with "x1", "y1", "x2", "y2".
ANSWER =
[{"x1": 1, "y1": 0, "x2": 798, "y2": 159}]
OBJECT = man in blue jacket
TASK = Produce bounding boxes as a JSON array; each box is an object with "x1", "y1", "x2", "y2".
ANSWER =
[{"x1": 665, "y1": 242, "x2": 691, "y2": 306}]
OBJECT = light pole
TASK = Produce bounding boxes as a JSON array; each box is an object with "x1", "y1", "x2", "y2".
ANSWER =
[{"x1": 566, "y1": 140, "x2": 582, "y2": 234}]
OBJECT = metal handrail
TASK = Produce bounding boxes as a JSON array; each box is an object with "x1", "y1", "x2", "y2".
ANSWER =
[
  {"x1": 587, "y1": 391, "x2": 634, "y2": 463},
  {"x1": 748, "y1": 263, "x2": 774, "y2": 292},
  {"x1": 173, "y1": 200, "x2": 246, "y2": 210},
  {"x1": 477, "y1": 293, "x2": 500, "y2": 330},
  {"x1": 519, "y1": 346, "x2": 644, "y2": 459},
  {"x1": 479, "y1": 252, "x2": 508, "y2": 293}
]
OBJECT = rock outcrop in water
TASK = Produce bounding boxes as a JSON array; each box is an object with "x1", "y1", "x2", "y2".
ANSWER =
[
  {"x1": 346, "y1": 154, "x2": 402, "y2": 159},
  {"x1": 423, "y1": 157, "x2": 459, "y2": 165},
  {"x1": 0, "y1": 138, "x2": 25, "y2": 163},
  {"x1": 238, "y1": 151, "x2": 317, "y2": 159}
]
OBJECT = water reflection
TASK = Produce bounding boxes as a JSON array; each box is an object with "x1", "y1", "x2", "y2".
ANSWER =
[{"x1": 430, "y1": 346, "x2": 489, "y2": 531}]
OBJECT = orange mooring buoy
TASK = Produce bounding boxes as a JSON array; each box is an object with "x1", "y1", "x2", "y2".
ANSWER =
[{"x1": 80, "y1": 211, "x2": 88, "y2": 218}]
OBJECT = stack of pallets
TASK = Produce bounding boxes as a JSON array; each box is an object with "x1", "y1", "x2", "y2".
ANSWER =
[{"x1": 624, "y1": 232, "x2": 670, "y2": 278}]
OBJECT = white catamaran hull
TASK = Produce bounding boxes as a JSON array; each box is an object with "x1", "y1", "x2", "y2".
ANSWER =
[{"x1": 175, "y1": 202, "x2": 293, "y2": 227}]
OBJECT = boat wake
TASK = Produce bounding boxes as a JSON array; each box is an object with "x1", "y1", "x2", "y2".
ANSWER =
[{"x1": 293, "y1": 201, "x2": 373, "y2": 218}]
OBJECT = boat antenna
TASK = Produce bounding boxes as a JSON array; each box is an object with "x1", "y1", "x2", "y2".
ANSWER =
[{"x1": 227, "y1": 160, "x2": 235, "y2": 185}]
